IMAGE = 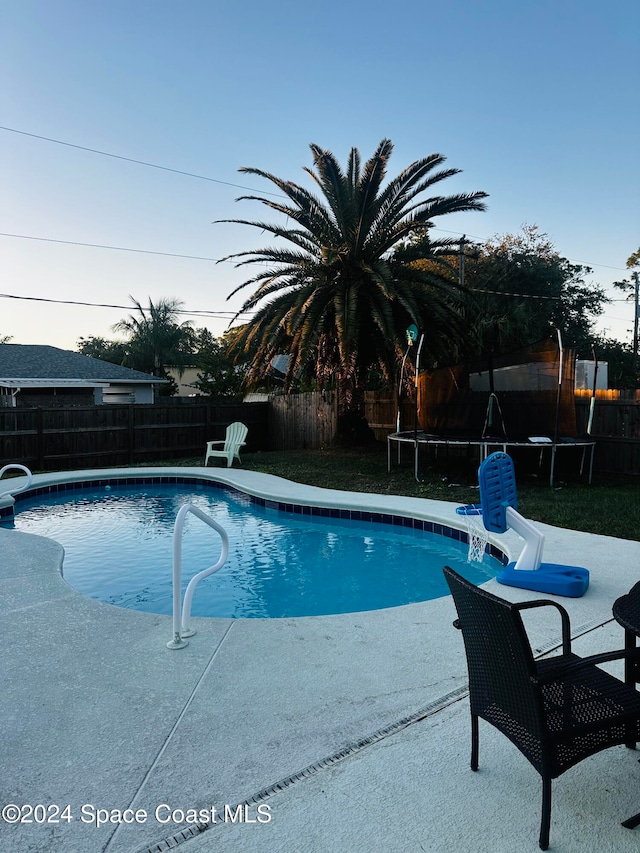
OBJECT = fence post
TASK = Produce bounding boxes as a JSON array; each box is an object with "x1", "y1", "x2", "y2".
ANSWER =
[
  {"x1": 37, "y1": 408, "x2": 44, "y2": 471},
  {"x1": 128, "y1": 405, "x2": 135, "y2": 464}
]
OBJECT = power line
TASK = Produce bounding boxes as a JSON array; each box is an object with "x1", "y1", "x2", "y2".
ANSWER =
[
  {"x1": 1, "y1": 232, "x2": 633, "y2": 300},
  {"x1": 468, "y1": 286, "x2": 631, "y2": 303},
  {"x1": 599, "y1": 314, "x2": 634, "y2": 323},
  {"x1": 2, "y1": 281, "x2": 632, "y2": 321},
  {"x1": 1, "y1": 288, "x2": 632, "y2": 336},
  {"x1": 0, "y1": 125, "x2": 283, "y2": 197},
  {"x1": 0, "y1": 292, "x2": 252, "y2": 318},
  {"x1": 1, "y1": 124, "x2": 630, "y2": 276},
  {"x1": 1, "y1": 229, "x2": 634, "y2": 306},
  {"x1": 0, "y1": 231, "x2": 226, "y2": 262}
]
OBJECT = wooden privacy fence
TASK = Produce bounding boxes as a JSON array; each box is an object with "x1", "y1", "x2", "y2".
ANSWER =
[
  {"x1": 2, "y1": 394, "x2": 640, "y2": 474},
  {"x1": 268, "y1": 390, "x2": 415, "y2": 449},
  {"x1": 575, "y1": 398, "x2": 640, "y2": 475},
  {"x1": 268, "y1": 391, "x2": 337, "y2": 450},
  {"x1": 0, "y1": 402, "x2": 269, "y2": 471},
  {"x1": 265, "y1": 394, "x2": 640, "y2": 471}
]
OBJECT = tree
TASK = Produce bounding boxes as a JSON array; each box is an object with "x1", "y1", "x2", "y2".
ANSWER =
[
  {"x1": 112, "y1": 297, "x2": 196, "y2": 391},
  {"x1": 612, "y1": 247, "x2": 640, "y2": 387},
  {"x1": 591, "y1": 335, "x2": 636, "y2": 389},
  {"x1": 456, "y1": 226, "x2": 608, "y2": 360},
  {"x1": 77, "y1": 324, "x2": 246, "y2": 397},
  {"x1": 76, "y1": 336, "x2": 128, "y2": 365},
  {"x1": 0, "y1": 334, "x2": 12, "y2": 343},
  {"x1": 218, "y1": 139, "x2": 487, "y2": 439},
  {"x1": 613, "y1": 246, "x2": 640, "y2": 297},
  {"x1": 626, "y1": 247, "x2": 640, "y2": 270},
  {"x1": 191, "y1": 328, "x2": 247, "y2": 399}
]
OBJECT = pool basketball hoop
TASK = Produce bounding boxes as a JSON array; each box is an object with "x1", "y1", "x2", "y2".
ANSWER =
[{"x1": 456, "y1": 504, "x2": 488, "y2": 563}]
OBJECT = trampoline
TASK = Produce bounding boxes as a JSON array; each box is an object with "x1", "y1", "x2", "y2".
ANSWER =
[
  {"x1": 387, "y1": 431, "x2": 595, "y2": 486},
  {"x1": 389, "y1": 336, "x2": 596, "y2": 486}
]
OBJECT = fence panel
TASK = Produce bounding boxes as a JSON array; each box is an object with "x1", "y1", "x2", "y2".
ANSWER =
[
  {"x1": 3, "y1": 396, "x2": 640, "y2": 473},
  {"x1": 365, "y1": 391, "x2": 417, "y2": 441},
  {"x1": 268, "y1": 392, "x2": 337, "y2": 450},
  {"x1": 574, "y1": 399, "x2": 640, "y2": 475},
  {"x1": 0, "y1": 402, "x2": 269, "y2": 471},
  {"x1": 591, "y1": 437, "x2": 640, "y2": 475}
]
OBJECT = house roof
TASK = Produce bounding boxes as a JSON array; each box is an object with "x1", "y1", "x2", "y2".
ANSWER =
[{"x1": 0, "y1": 344, "x2": 165, "y2": 386}]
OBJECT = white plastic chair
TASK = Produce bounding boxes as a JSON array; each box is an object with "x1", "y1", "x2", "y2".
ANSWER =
[{"x1": 204, "y1": 422, "x2": 248, "y2": 468}]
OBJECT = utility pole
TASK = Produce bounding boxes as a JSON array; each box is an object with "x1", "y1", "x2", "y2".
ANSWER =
[
  {"x1": 633, "y1": 271, "x2": 639, "y2": 387},
  {"x1": 459, "y1": 235, "x2": 466, "y2": 287}
]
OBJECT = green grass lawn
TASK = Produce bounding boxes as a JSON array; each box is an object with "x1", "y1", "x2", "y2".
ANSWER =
[{"x1": 174, "y1": 444, "x2": 639, "y2": 542}]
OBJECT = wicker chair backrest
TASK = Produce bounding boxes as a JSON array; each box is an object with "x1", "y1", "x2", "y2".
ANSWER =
[{"x1": 444, "y1": 566, "x2": 546, "y2": 769}]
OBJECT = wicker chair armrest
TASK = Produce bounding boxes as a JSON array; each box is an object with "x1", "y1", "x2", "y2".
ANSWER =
[
  {"x1": 513, "y1": 599, "x2": 572, "y2": 656},
  {"x1": 532, "y1": 647, "x2": 640, "y2": 683}
]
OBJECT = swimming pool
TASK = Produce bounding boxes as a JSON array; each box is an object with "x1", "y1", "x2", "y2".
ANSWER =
[{"x1": 10, "y1": 477, "x2": 501, "y2": 618}]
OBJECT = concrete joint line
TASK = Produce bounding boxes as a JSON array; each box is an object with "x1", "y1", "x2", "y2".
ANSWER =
[
  {"x1": 131, "y1": 619, "x2": 619, "y2": 852},
  {"x1": 533, "y1": 617, "x2": 616, "y2": 657},
  {"x1": 133, "y1": 685, "x2": 470, "y2": 853},
  {"x1": 104, "y1": 622, "x2": 235, "y2": 853}
]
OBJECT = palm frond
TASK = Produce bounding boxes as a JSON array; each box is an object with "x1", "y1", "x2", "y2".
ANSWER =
[{"x1": 221, "y1": 140, "x2": 488, "y2": 413}]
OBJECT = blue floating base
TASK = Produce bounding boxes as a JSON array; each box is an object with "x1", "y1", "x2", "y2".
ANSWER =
[{"x1": 497, "y1": 562, "x2": 590, "y2": 598}]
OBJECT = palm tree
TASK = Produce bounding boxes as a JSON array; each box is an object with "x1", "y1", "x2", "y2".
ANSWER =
[
  {"x1": 112, "y1": 297, "x2": 195, "y2": 386},
  {"x1": 218, "y1": 139, "x2": 487, "y2": 437}
]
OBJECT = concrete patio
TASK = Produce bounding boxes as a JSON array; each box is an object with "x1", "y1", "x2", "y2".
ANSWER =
[{"x1": 1, "y1": 468, "x2": 640, "y2": 852}]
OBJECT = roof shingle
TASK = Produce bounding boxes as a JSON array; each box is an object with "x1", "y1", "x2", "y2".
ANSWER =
[{"x1": 0, "y1": 344, "x2": 165, "y2": 384}]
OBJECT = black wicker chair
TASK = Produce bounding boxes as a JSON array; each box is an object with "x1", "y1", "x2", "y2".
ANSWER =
[{"x1": 443, "y1": 565, "x2": 640, "y2": 850}]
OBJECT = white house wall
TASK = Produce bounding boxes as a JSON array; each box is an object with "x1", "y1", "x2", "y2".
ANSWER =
[{"x1": 101, "y1": 385, "x2": 154, "y2": 404}]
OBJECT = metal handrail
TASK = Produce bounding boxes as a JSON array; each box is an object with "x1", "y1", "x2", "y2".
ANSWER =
[
  {"x1": 167, "y1": 502, "x2": 229, "y2": 650},
  {"x1": 0, "y1": 464, "x2": 33, "y2": 504}
]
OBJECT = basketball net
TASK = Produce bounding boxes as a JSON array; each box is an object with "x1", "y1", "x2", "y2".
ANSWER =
[{"x1": 465, "y1": 513, "x2": 489, "y2": 563}]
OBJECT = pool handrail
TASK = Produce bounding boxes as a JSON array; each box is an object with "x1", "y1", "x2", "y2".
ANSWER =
[
  {"x1": 167, "y1": 502, "x2": 229, "y2": 650},
  {"x1": 0, "y1": 464, "x2": 33, "y2": 507}
]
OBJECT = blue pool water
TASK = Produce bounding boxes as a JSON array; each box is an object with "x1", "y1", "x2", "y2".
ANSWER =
[{"x1": 11, "y1": 481, "x2": 500, "y2": 618}]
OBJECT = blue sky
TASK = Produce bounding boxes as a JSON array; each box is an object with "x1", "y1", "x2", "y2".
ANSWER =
[{"x1": 1, "y1": 0, "x2": 638, "y2": 352}]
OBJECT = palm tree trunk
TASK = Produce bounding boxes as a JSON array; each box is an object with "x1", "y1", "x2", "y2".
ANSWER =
[{"x1": 335, "y1": 372, "x2": 376, "y2": 446}]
